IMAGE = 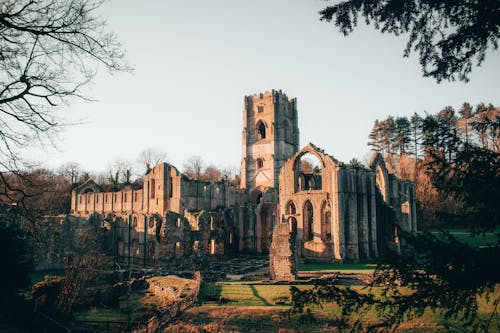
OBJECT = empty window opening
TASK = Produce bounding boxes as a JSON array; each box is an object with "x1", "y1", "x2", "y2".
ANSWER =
[
  {"x1": 296, "y1": 153, "x2": 322, "y2": 191},
  {"x1": 285, "y1": 201, "x2": 296, "y2": 215},
  {"x1": 303, "y1": 200, "x2": 314, "y2": 241},
  {"x1": 257, "y1": 158, "x2": 264, "y2": 169},
  {"x1": 210, "y1": 239, "x2": 215, "y2": 255},
  {"x1": 257, "y1": 121, "x2": 266, "y2": 140}
]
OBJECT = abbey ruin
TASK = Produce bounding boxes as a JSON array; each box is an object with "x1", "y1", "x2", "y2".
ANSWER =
[{"x1": 64, "y1": 90, "x2": 416, "y2": 269}]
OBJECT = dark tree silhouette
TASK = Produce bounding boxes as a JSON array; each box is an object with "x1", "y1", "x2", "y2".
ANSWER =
[
  {"x1": 319, "y1": 0, "x2": 500, "y2": 82},
  {"x1": 0, "y1": 0, "x2": 130, "y2": 209}
]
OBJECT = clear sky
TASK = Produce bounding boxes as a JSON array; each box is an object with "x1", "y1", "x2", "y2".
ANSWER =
[{"x1": 27, "y1": 0, "x2": 500, "y2": 174}]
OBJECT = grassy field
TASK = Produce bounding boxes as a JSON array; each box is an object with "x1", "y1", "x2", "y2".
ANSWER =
[
  {"x1": 428, "y1": 228, "x2": 499, "y2": 248},
  {"x1": 169, "y1": 280, "x2": 500, "y2": 332},
  {"x1": 298, "y1": 261, "x2": 376, "y2": 273}
]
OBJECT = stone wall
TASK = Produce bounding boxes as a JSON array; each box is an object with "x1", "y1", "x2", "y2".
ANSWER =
[{"x1": 269, "y1": 221, "x2": 297, "y2": 281}]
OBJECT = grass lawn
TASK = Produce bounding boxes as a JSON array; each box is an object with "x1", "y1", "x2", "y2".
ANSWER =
[
  {"x1": 189, "y1": 281, "x2": 500, "y2": 332},
  {"x1": 298, "y1": 261, "x2": 376, "y2": 273},
  {"x1": 428, "y1": 228, "x2": 499, "y2": 248}
]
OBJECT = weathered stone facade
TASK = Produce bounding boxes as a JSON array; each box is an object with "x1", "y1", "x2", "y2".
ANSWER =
[{"x1": 64, "y1": 89, "x2": 416, "y2": 268}]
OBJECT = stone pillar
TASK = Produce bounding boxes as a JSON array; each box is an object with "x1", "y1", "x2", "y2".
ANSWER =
[
  {"x1": 269, "y1": 221, "x2": 297, "y2": 281},
  {"x1": 347, "y1": 171, "x2": 359, "y2": 261},
  {"x1": 238, "y1": 206, "x2": 245, "y2": 251},
  {"x1": 369, "y1": 175, "x2": 378, "y2": 257},
  {"x1": 359, "y1": 173, "x2": 369, "y2": 259},
  {"x1": 335, "y1": 168, "x2": 346, "y2": 261}
]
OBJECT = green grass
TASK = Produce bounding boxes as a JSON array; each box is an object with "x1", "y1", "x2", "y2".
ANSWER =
[
  {"x1": 196, "y1": 281, "x2": 500, "y2": 332},
  {"x1": 298, "y1": 261, "x2": 377, "y2": 273},
  {"x1": 427, "y1": 228, "x2": 499, "y2": 248},
  {"x1": 199, "y1": 281, "x2": 311, "y2": 306}
]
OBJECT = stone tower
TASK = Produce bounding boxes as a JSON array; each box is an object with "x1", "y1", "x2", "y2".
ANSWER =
[{"x1": 240, "y1": 90, "x2": 300, "y2": 194}]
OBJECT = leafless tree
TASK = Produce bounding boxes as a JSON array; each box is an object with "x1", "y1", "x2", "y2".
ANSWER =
[
  {"x1": 0, "y1": 0, "x2": 130, "y2": 208},
  {"x1": 138, "y1": 148, "x2": 168, "y2": 174},
  {"x1": 57, "y1": 162, "x2": 82, "y2": 184},
  {"x1": 183, "y1": 156, "x2": 204, "y2": 180}
]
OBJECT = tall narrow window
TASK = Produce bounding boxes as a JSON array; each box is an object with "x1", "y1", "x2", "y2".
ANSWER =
[
  {"x1": 210, "y1": 239, "x2": 215, "y2": 255},
  {"x1": 303, "y1": 200, "x2": 314, "y2": 241},
  {"x1": 257, "y1": 121, "x2": 266, "y2": 139},
  {"x1": 257, "y1": 158, "x2": 264, "y2": 169}
]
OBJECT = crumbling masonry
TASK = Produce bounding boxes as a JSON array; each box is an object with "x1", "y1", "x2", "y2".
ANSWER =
[{"x1": 60, "y1": 90, "x2": 416, "y2": 269}]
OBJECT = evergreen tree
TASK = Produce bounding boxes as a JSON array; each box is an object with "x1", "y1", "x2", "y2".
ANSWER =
[
  {"x1": 368, "y1": 119, "x2": 384, "y2": 152},
  {"x1": 409, "y1": 112, "x2": 423, "y2": 160},
  {"x1": 394, "y1": 116, "x2": 411, "y2": 156},
  {"x1": 380, "y1": 116, "x2": 395, "y2": 157}
]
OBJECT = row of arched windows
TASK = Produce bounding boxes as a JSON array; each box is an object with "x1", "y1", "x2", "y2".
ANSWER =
[{"x1": 285, "y1": 199, "x2": 332, "y2": 242}]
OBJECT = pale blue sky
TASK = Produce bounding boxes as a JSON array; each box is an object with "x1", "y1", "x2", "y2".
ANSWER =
[{"x1": 28, "y1": 0, "x2": 500, "y2": 174}]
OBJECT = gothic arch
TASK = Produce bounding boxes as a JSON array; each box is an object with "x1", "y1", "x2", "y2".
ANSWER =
[
  {"x1": 369, "y1": 153, "x2": 389, "y2": 202},
  {"x1": 256, "y1": 119, "x2": 267, "y2": 140},
  {"x1": 285, "y1": 200, "x2": 296, "y2": 215},
  {"x1": 303, "y1": 200, "x2": 314, "y2": 241}
]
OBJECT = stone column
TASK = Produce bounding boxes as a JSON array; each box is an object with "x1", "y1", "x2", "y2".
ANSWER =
[
  {"x1": 255, "y1": 204, "x2": 262, "y2": 253},
  {"x1": 238, "y1": 206, "x2": 245, "y2": 251},
  {"x1": 347, "y1": 171, "x2": 359, "y2": 261},
  {"x1": 335, "y1": 168, "x2": 346, "y2": 261},
  {"x1": 369, "y1": 175, "x2": 378, "y2": 258},
  {"x1": 358, "y1": 173, "x2": 369, "y2": 259}
]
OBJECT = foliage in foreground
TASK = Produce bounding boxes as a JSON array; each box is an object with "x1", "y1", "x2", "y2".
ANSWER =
[{"x1": 289, "y1": 231, "x2": 500, "y2": 332}]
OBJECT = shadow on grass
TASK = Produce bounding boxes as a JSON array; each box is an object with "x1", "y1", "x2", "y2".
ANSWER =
[
  {"x1": 249, "y1": 285, "x2": 271, "y2": 306},
  {"x1": 198, "y1": 282, "x2": 222, "y2": 303}
]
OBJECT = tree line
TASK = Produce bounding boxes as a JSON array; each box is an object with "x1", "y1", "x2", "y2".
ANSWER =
[{"x1": 368, "y1": 103, "x2": 499, "y2": 161}]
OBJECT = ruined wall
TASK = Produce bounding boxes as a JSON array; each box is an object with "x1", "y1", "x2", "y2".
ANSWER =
[{"x1": 269, "y1": 220, "x2": 297, "y2": 281}]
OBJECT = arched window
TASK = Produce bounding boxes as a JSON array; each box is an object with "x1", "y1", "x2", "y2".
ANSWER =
[
  {"x1": 132, "y1": 216, "x2": 138, "y2": 228},
  {"x1": 296, "y1": 153, "x2": 323, "y2": 192},
  {"x1": 285, "y1": 201, "x2": 296, "y2": 215},
  {"x1": 149, "y1": 217, "x2": 155, "y2": 228},
  {"x1": 321, "y1": 201, "x2": 331, "y2": 242},
  {"x1": 257, "y1": 158, "x2": 264, "y2": 169},
  {"x1": 303, "y1": 200, "x2": 314, "y2": 241},
  {"x1": 257, "y1": 121, "x2": 266, "y2": 140}
]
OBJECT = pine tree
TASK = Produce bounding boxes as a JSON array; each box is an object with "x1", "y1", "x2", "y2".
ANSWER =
[
  {"x1": 409, "y1": 112, "x2": 423, "y2": 160},
  {"x1": 394, "y1": 116, "x2": 411, "y2": 156},
  {"x1": 368, "y1": 119, "x2": 384, "y2": 152}
]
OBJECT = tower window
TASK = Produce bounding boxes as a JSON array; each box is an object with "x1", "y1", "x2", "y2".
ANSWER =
[
  {"x1": 257, "y1": 158, "x2": 264, "y2": 169},
  {"x1": 257, "y1": 106, "x2": 264, "y2": 113},
  {"x1": 257, "y1": 121, "x2": 266, "y2": 140}
]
